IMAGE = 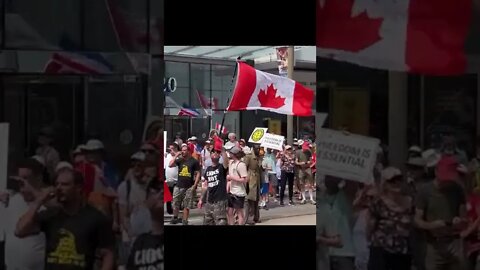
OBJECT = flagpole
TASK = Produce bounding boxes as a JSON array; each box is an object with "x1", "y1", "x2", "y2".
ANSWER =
[
  {"x1": 287, "y1": 46, "x2": 294, "y2": 145},
  {"x1": 219, "y1": 56, "x2": 241, "y2": 139}
]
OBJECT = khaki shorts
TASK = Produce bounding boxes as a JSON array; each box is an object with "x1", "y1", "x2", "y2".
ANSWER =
[
  {"x1": 298, "y1": 169, "x2": 314, "y2": 186},
  {"x1": 173, "y1": 186, "x2": 197, "y2": 209},
  {"x1": 204, "y1": 200, "x2": 228, "y2": 225}
]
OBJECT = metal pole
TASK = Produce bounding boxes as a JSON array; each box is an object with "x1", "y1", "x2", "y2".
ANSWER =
[
  {"x1": 219, "y1": 57, "x2": 240, "y2": 139},
  {"x1": 287, "y1": 46, "x2": 294, "y2": 145}
]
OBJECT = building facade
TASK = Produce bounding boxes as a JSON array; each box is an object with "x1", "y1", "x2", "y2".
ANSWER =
[
  {"x1": 317, "y1": 57, "x2": 478, "y2": 167},
  {"x1": 164, "y1": 54, "x2": 316, "y2": 143},
  {"x1": 0, "y1": 0, "x2": 163, "y2": 176}
]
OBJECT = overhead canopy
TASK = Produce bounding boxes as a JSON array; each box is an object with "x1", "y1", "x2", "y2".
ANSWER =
[{"x1": 164, "y1": 46, "x2": 310, "y2": 62}]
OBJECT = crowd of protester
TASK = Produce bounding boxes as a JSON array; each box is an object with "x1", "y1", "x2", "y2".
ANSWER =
[
  {"x1": 0, "y1": 127, "x2": 164, "y2": 270},
  {"x1": 165, "y1": 129, "x2": 316, "y2": 225},
  {"x1": 317, "y1": 133, "x2": 480, "y2": 270}
]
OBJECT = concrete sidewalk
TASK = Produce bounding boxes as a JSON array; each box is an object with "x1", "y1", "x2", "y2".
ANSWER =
[{"x1": 165, "y1": 199, "x2": 316, "y2": 226}]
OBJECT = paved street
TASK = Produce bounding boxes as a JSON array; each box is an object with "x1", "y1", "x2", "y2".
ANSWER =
[
  {"x1": 255, "y1": 214, "x2": 315, "y2": 225},
  {"x1": 165, "y1": 193, "x2": 316, "y2": 226}
]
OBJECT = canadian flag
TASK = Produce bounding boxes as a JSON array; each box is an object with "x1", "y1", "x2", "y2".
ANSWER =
[
  {"x1": 317, "y1": 0, "x2": 472, "y2": 75},
  {"x1": 215, "y1": 123, "x2": 228, "y2": 134},
  {"x1": 227, "y1": 62, "x2": 314, "y2": 116}
]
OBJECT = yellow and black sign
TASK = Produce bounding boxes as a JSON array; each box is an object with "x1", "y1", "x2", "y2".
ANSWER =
[{"x1": 248, "y1": 127, "x2": 268, "y2": 144}]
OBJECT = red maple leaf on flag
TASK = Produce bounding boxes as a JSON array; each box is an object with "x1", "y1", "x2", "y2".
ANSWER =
[
  {"x1": 317, "y1": 0, "x2": 384, "y2": 52},
  {"x1": 258, "y1": 84, "x2": 286, "y2": 109}
]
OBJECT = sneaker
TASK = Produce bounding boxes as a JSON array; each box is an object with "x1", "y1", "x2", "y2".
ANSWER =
[
  {"x1": 182, "y1": 219, "x2": 189, "y2": 225},
  {"x1": 170, "y1": 218, "x2": 180, "y2": 225},
  {"x1": 275, "y1": 194, "x2": 280, "y2": 198},
  {"x1": 280, "y1": 201, "x2": 284, "y2": 206},
  {"x1": 310, "y1": 200, "x2": 316, "y2": 205},
  {"x1": 301, "y1": 199, "x2": 306, "y2": 205},
  {"x1": 289, "y1": 200, "x2": 294, "y2": 206}
]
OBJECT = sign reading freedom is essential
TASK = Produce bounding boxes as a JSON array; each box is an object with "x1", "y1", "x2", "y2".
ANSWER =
[
  {"x1": 249, "y1": 127, "x2": 268, "y2": 144},
  {"x1": 317, "y1": 128, "x2": 379, "y2": 184},
  {"x1": 260, "y1": 133, "x2": 285, "y2": 151}
]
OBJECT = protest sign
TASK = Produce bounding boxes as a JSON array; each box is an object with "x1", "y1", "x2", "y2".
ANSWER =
[
  {"x1": 248, "y1": 127, "x2": 268, "y2": 144},
  {"x1": 260, "y1": 133, "x2": 285, "y2": 151},
  {"x1": 317, "y1": 128, "x2": 379, "y2": 184},
  {"x1": 163, "y1": 131, "x2": 167, "y2": 169}
]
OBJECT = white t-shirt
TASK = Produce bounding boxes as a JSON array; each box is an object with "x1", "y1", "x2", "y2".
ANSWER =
[
  {"x1": 165, "y1": 154, "x2": 178, "y2": 184},
  {"x1": 117, "y1": 179, "x2": 151, "y2": 238},
  {"x1": 5, "y1": 193, "x2": 46, "y2": 270},
  {"x1": 228, "y1": 160, "x2": 248, "y2": 197}
]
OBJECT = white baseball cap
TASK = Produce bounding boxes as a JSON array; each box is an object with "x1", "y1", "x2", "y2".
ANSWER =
[
  {"x1": 55, "y1": 161, "x2": 73, "y2": 173},
  {"x1": 422, "y1": 149, "x2": 441, "y2": 168},
  {"x1": 73, "y1": 144, "x2": 85, "y2": 155},
  {"x1": 31, "y1": 155, "x2": 46, "y2": 166},
  {"x1": 83, "y1": 139, "x2": 105, "y2": 151},
  {"x1": 382, "y1": 167, "x2": 402, "y2": 181},
  {"x1": 190, "y1": 136, "x2": 198, "y2": 141},
  {"x1": 130, "y1": 151, "x2": 146, "y2": 161},
  {"x1": 297, "y1": 140, "x2": 304, "y2": 145},
  {"x1": 406, "y1": 157, "x2": 426, "y2": 167},
  {"x1": 409, "y1": 145, "x2": 422, "y2": 153},
  {"x1": 224, "y1": 141, "x2": 235, "y2": 150}
]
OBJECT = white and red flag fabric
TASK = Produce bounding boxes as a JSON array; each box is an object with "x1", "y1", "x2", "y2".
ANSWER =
[
  {"x1": 227, "y1": 62, "x2": 314, "y2": 116},
  {"x1": 196, "y1": 90, "x2": 218, "y2": 110},
  {"x1": 316, "y1": 0, "x2": 472, "y2": 75},
  {"x1": 215, "y1": 123, "x2": 228, "y2": 134}
]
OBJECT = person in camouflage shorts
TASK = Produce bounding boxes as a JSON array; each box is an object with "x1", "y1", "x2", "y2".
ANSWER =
[
  {"x1": 198, "y1": 151, "x2": 229, "y2": 225},
  {"x1": 203, "y1": 200, "x2": 227, "y2": 225},
  {"x1": 173, "y1": 186, "x2": 197, "y2": 210}
]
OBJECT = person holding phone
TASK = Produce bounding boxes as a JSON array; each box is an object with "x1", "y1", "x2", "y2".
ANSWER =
[
  {"x1": 168, "y1": 144, "x2": 201, "y2": 225},
  {"x1": 414, "y1": 155, "x2": 468, "y2": 270},
  {"x1": 15, "y1": 168, "x2": 115, "y2": 270},
  {"x1": 2, "y1": 158, "x2": 48, "y2": 270}
]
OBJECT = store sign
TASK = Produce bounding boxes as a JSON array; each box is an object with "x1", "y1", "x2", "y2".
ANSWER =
[{"x1": 164, "y1": 77, "x2": 177, "y2": 93}]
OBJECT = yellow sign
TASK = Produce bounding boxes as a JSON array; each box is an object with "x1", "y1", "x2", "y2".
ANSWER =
[
  {"x1": 331, "y1": 88, "x2": 370, "y2": 136},
  {"x1": 249, "y1": 127, "x2": 268, "y2": 144},
  {"x1": 268, "y1": 120, "x2": 281, "y2": 135}
]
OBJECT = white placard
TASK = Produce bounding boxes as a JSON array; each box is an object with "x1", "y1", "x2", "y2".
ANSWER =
[
  {"x1": 248, "y1": 127, "x2": 268, "y2": 144},
  {"x1": 0, "y1": 123, "x2": 8, "y2": 190},
  {"x1": 163, "y1": 131, "x2": 167, "y2": 169},
  {"x1": 260, "y1": 133, "x2": 285, "y2": 151},
  {"x1": 317, "y1": 128, "x2": 379, "y2": 184}
]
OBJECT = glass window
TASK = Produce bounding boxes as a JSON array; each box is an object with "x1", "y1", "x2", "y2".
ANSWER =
[
  {"x1": 191, "y1": 118, "x2": 210, "y2": 142},
  {"x1": 165, "y1": 61, "x2": 189, "y2": 87},
  {"x1": 6, "y1": 0, "x2": 81, "y2": 50},
  {"x1": 212, "y1": 65, "x2": 235, "y2": 90},
  {"x1": 166, "y1": 87, "x2": 189, "y2": 108},
  {"x1": 190, "y1": 64, "x2": 210, "y2": 109},
  {"x1": 212, "y1": 65, "x2": 235, "y2": 110},
  {"x1": 423, "y1": 75, "x2": 477, "y2": 156},
  {"x1": 165, "y1": 61, "x2": 189, "y2": 107},
  {"x1": 83, "y1": 0, "x2": 148, "y2": 52},
  {"x1": 85, "y1": 76, "x2": 145, "y2": 172},
  {"x1": 211, "y1": 112, "x2": 239, "y2": 136},
  {"x1": 151, "y1": 57, "x2": 164, "y2": 115}
]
